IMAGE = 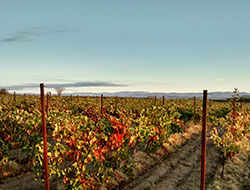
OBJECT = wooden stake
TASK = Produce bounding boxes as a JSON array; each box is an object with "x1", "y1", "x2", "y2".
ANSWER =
[
  {"x1": 200, "y1": 90, "x2": 208, "y2": 190},
  {"x1": 46, "y1": 93, "x2": 50, "y2": 113},
  {"x1": 14, "y1": 91, "x2": 16, "y2": 102},
  {"x1": 193, "y1": 96, "x2": 197, "y2": 124},
  {"x1": 40, "y1": 83, "x2": 50, "y2": 190},
  {"x1": 101, "y1": 94, "x2": 103, "y2": 114}
]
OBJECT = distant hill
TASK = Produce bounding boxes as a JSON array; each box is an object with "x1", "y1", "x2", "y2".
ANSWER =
[{"x1": 67, "y1": 91, "x2": 250, "y2": 100}]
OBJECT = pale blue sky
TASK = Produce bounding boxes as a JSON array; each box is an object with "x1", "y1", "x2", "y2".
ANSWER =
[{"x1": 0, "y1": 0, "x2": 250, "y2": 93}]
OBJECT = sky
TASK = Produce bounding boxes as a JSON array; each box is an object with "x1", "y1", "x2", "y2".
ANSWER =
[{"x1": 0, "y1": 0, "x2": 250, "y2": 94}]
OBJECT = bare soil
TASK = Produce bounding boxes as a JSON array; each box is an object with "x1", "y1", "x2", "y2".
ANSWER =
[
  {"x1": 118, "y1": 125, "x2": 222, "y2": 190},
  {"x1": 207, "y1": 140, "x2": 250, "y2": 190},
  {"x1": 118, "y1": 127, "x2": 250, "y2": 190}
]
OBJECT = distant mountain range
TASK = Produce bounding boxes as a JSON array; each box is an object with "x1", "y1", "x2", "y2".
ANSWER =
[{"x1": 66, "y1": 91, "x2": 250, "y2": 100}]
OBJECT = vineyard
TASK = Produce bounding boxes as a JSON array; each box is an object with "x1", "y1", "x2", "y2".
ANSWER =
[{"x1": 0, "y1": 87, "x2": 250, "y2": 190}]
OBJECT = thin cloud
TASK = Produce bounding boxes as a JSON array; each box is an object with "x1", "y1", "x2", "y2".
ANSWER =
[
  {"x1": 216, "y1": 78, "x2": 224, "y2": 82},
  {"x1": 1, "y1": 81, "x2": 128, "y2": 91},
  {"x1": 2, "y1": 36, "x2": 29, "y2": 42},
  {"x1": 42, "y1": 78, "x2": 76, "y2": 83},
  {"x1": 1, "y1": 25, "x2": 70, "y2": 42}
]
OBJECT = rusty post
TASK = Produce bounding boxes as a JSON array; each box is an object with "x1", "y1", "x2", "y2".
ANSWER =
[
  {"x1": 115, "y1": 96, "x2": 118, "y2": 110},
  {"x1": 96, "y1": 96, "x2": 98, "y2": 104},
  {"x1": 40, "y1": 83, "x2": 50, "y2": 190},
  {"x1": 154, "y1": 96, "x2": 157, "y2": 106},
  {"x1": 46, "y1": 93, "x2": 50, "y2": 113},
  {"x1": 233, "y1": 98, "x2": 236, "y2": 124},
  {"x1": 77, "y1": 95, "x2": 79, "y2": 102},
  {"x1": 200, "y1": 90, "x2": 208, "y2": 190},
  {"x1": 162, "y1": 96, "x2": 165, "y2": 105},
  {"x1": 193, "y1": 96, "x2": 196, "y2": 124},
  {"x1": 48, "y1": 95, "x2": 52, "y2": 111},
  {"x1": 233, "y1": 98, "x2": 236, "y2": 115},
  {"x1": 71, "y1": 94, "x2": 73, "y2": 101},
  {"x1": 14, "y1": 91, "x2": 16, "y2": 102},
  {"x1": 240, "y1": 98, "x2": 243, "y2": 110},
  {"x1": 101, "y1": 94, "x2": 103, "y2": 114}
]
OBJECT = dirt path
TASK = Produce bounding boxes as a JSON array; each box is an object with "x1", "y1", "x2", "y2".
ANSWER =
[
  {"x1": 121, "y1": 131, "x2": 222, "y2": 190},
  {"x1": 0, "y1": 172, "x2": 63, "y2": 190},
  {"x1": 207, "y1": 138, "x2": 250, "y2": 190}
]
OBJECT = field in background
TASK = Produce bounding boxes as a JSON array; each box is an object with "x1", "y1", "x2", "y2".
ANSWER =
[{"x1": 0, "y1": 92, "x2": 250, "y2": 190}]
